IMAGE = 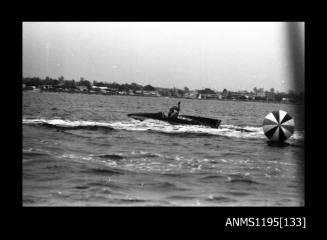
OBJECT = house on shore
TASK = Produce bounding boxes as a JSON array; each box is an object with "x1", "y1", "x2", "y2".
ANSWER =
[
  {"x1": 41, "y1": 85, "x2": 53, "y2": 90},
  {"x1": 266, "y1": 92, "x2": 275, "y2": 101},
  {"x1": 184, "y1": 91, "x2": 198, "y2": 99},
  {"x1": 204, "y1": 93, "x2": 219, "y2": 99},
  {"x1": 134, "y1": 90, "x2": 143, "y2": 96},
  {"x1": 77, "y1": 86, "x2": 88, "y2": 92},
  {"x1": 98, "y1": 86, "x2": 109, "y2": 93},
  {"x1": 143, "y1": 90, "x2": 161, "y2": 97}
]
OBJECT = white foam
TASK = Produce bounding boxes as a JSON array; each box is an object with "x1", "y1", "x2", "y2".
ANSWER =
[{"x1": 23, "y1": 117, "x2": 304, "y2": 140}]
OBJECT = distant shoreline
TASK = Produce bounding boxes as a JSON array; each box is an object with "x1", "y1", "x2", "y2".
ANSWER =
[{"x1": 23, "y1": 89, "x2": 303, "y2": 105}]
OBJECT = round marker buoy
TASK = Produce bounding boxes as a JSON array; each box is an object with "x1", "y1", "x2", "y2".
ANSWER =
[{"x1": 262, "y1": 110, "x2": 295, "y2": 142}]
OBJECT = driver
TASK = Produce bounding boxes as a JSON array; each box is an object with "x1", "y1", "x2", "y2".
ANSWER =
[{"x1": 168, "y1": 101, "x2": 180, "y2": 119}]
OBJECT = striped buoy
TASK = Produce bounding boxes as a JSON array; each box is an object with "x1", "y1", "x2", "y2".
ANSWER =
[{"x1": 262, "y1": 110, "x2": 295, "y2": 142}]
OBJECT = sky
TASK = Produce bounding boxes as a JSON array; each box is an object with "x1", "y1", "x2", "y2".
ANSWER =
[{"x1": 23, "y1": 22, "x2": 304, "y2": 92}]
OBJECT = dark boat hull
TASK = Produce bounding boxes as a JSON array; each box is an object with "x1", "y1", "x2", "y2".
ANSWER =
[{"x1": 127, "y1": 112, "x2": 221, "y2": 128}]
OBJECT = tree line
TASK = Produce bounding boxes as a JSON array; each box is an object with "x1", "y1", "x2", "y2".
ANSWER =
[
  {"x1": 22, "y1": 76, "x2": 157, "y2": 92},
  {"x1": 22, "y1": 76, "x2": 304, "y2": 103}
]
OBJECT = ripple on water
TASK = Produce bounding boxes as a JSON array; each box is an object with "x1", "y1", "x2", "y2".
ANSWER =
[
  {"x1": 95, "y1": 154, "x2": 124, "y2": 160},
  {"x1": 205, "y1": 196, "x2": 238, "y2": 203},
  {"x1": 198, "y1": 175, "x2": 226, "y2": 183},
  {"x1": 82, "y1": 167, "x2": 124, "y2": 176}
]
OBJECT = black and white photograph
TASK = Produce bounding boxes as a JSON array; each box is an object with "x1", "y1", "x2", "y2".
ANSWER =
[{"x1": 22, "y1": 22, "x2": 304, "y2": 207}]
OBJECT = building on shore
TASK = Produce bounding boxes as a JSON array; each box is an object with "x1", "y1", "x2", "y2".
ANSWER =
[
  {"x1": 42, "y1": 85, "x2": 53, "y2": 90},
  {"x1": 143, "y1": 90, "x2": 161, "y2": 97},
  {"x1": 265, "y1": 92, "x2": 275, "y2": 101},
  {"x1": 205, "y1": 93, "x2": 219, "y2": 99},
  {"x1": 134, "y1": 90, "x2": 143, "y2": 96},
  {"x1": 254, "y1": 88, "x2": 265, "y2": 98},
  {"x1": 118, "y1": 91, "x2": 128, "y2": 95},
  {"x1": 77, "y1": 86, "x2": 88, "y2": 92},
  {"x1": 98, "y1": 86, "x2": 109, "y2": 93},
  {"x1": 183, "y1": 90, "x2": 198, "y2": 99}
]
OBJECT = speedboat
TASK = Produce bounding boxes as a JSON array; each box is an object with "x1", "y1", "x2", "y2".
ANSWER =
[{"x1": 127, "y1": 112, "x2": 221, "y2": 128}]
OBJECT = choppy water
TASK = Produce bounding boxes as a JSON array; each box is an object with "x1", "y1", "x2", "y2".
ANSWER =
[{"x1": 23, "y1": 91, "x2": 304, "y2": 206}]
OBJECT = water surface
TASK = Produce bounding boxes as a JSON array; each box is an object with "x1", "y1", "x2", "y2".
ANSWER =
[{"x1": 23, "y1": 92, "x2": 304, "y2": 206}]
